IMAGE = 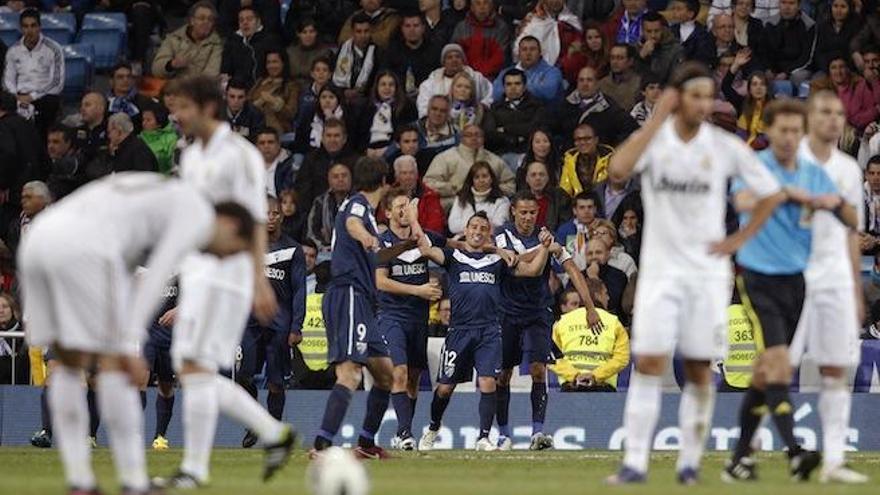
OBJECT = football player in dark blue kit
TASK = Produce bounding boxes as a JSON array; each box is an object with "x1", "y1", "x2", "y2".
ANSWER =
[
  {"x1": 494, "y1": 191, "x2": 604, "y2": 451},
  {"x1": 237, "y1": 196, "x2": 307, "y2": 448},
  {"x1": 312, "y1": 157, "x2": 419, "y2": 459},
  {"x1": 143, "y1": 276, "x2": 180, "y2": 450},
  {"x1": 376, "y1": 187, "x2": 444, "y2": 451},
  {"x1": 416, "y1": 211, "x2": 552, "y2": 451}
]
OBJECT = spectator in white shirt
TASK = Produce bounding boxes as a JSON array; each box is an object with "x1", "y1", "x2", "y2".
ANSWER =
[{"x1": 447, "y1": 160, "x2": 510, "y2": 235}]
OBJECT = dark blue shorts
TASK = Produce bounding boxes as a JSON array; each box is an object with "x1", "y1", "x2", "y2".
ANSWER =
[
  {"x1": 143, "y1": 337, "x2": 174, "y2": 383},
  {"x1": 380, "y1": 315, "x2": 428, "y2": 369},
  {"x1": 437, "y1": 325, "x2": 501, "y2": 384},
  {"x1": 323, "y1": 286, "x2": 388, "y2": 365},
  {"x1": 238, "y1": 325, "x2": 291, "y2": 386},
  {"x1": 501, "y1": 311, "x2": 554, "y2": 369}
]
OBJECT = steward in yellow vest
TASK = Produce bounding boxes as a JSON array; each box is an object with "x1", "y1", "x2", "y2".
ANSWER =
[
  {"x1": 721, "y1": 303, "x2": 757, "y2": 391},
  {"x1": 300, "y1": 293, "x2": 329, "y2": 371}
]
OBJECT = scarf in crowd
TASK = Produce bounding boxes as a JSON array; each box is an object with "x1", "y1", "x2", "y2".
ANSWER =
[
  {"x1": 425, "y1": 120, "x2": 455, "y2": 144},
  {"x1": 309, "y1": 105, "x2": 344, "y2": 148},
  {"x1": 370, "y1": 100, "x2": 395, "y2": 146},
  {"x1": 617, "y1": 10, "x2": 645, "y2": 45},
  {"x1": 450, "y1": 101, "x2": 478, "y2": 131},
  {"x1": 332, "y1": 38, "x2": 376, "y2": 91},
  {"x1": 472, "y1": 186, "x2": 490, "y2": 205},
  {"x1": 737, "y1": 101, "x2": 764, "y2": 145},
  {"x1": 866, "y1": 182, "x2": 880, "y2": 233},
  {"x1": 567, "y1": 90, "x2": 610, "y2": 122},
  {"x1": 516, "y1": 3, "x2": 582, "y2": 66},
  {"x1": 108, "y1": 87, "x2": 141, "y2": 118}
]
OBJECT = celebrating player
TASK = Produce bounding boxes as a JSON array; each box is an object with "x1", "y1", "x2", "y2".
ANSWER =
[
  {"x1": 19, "y1": 173, "x2": 255, "y2": 495},
  {"x1": 144, "y1": 276, "x2": 179, "y2": 451},
  {"x1": 494, "y1": 191, "x2": 603, "y2": 451},
  {"x1": 237, "y1": 196, "x2": 307, "y2": 448},
  {"x1": 604, "y1": 61, "x2": 785, "y2": 485},
  {"x1": 417, "y1": 211, "x2": 552, "y2": 451},
  {"x1": 376, "y1": 187, "x2": 444, "y2": 451},
  {"x1": 723, "y1": 99, "x2": 860, "y2": 482},
  {"x1": 158, "y1": 75, "x2": 294, "y2": 489}
]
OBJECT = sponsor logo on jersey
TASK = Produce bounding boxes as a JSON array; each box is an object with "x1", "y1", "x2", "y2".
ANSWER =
[
  {"x1": 161, "y1": 285, "x2": 178, "y2": 298},
  {"x1": 459, "y1": 271, "x2": 496, "y2": 284},
  {"x1": 654, "y1": 176, "x2": 711, "y2": 194},
  {"x1": 265, "y1": 267, "x2": 286, "y2": 280},
  {"x1": 392, "y1": 263, "x2": 427, "y2": 277}
]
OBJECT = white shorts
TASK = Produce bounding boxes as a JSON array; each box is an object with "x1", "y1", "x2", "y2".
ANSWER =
[
  {"x1": 171, "y1": 252, "x2": 254, "y2": 371},
  {"x1": 19, "y1": 231, "x2": 133, "y2": 355},
  {"x1": 790, "y1": 286, "x2": 860, "y2": 367},
  {"x1": 631, "y1": 275, "x2": 733, "y2": 360}
]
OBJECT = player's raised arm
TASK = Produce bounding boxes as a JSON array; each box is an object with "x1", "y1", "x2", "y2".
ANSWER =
[
  {"x1": 608, "y1": 88, "x2": 679, "y2": 182},
  {"x1": 559, "y1": 254, "x2": 604, "y2": 332},
  {"x1": 376, "y1": 267, "x2": 442, "y2": 301},
  {"x1": 513, "y1": 244, "x2": 549, "y2": 277}
]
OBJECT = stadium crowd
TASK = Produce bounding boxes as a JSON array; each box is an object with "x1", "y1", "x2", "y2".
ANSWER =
[{"x1": 1, "y1": 0, "x2": 880, "y2": 392}]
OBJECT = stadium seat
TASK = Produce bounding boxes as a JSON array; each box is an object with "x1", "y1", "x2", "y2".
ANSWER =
[
  {"x1": 77, "y1": 13, "x2": 127, "y2": 70},
  {"x1": 61, "y1": 43, "x2": 94, "y2": 101},
  {"x1": 0, "y1": 12, "x2": 18, "y2": 26},
  {"x1": 40, "y1": 13, "x2": 76, "y2": 44},
  {"x1": 280, "y1": 0, "x2": 292, "y2": 22},
  {"x1": 0, "y1": 14, "x2": 19, "y2": 46}
]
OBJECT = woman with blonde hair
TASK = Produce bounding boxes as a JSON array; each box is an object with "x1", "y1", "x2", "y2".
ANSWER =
[{"x1": 449, "y1": 72, "x2": 485, "y2": 131}]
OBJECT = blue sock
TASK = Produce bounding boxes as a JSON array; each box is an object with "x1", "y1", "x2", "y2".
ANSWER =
[
  {"x1": 155, "y1": 394, "x2": 174, "y2": 437},
  {"x1": 359, "y1": 387, "x2": 390, "y2": 447},
  {"x1": 429, "y1": 390, "x2": 450, "y2": 431},
  {"x1": 391, "y1": 392, "x2": 414, "y2": 438},
  {"x1": 315, "y1": 384, "x2": 353, "y2": 447},
  {"x1": 267, "y1": 390, "x2": 285, "y2": 420},
  {"x1": 531, "y1": 382, "x2": 547, "y2": 435},
  {"x1": 479, "y1": 392, "x2": 496, "y2": 439},
  {"x1": 496, "y1": 385, "x2": 511, "y2": 437}
]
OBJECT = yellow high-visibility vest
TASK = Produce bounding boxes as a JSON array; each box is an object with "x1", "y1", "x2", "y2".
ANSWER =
[
  {"x1": 553, "y1": 308, "x2": 620, "y2": 387},
  {"x1": 301, "y1": 293, "x2": 329, "y2": 371},
  {"x1": 724, "y1": 304, "x2": 757, "y2": 389}
]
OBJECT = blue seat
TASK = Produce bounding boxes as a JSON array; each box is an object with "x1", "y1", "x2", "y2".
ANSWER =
[
  {"x1": 0, "y1": 12, "x2": 18, "y2": 26},
  {"x1": 78, "y1": 13, "x2": 127, "y2": 69},
  {"x1": 41, "y1": 13, "x2": 76, "y2": 44},
  {"x1": 280, "y1": 0, "x2": 292, "y2": 21},
  {"x1": 81, "y1": 12, "x2": 127, "y2": 32},
  {"x1": 62, "y1": 43, "x2": 94, "y2": 101},
  {"x1": 0, "y1": 27, "x2": 19, "y2": 47}
]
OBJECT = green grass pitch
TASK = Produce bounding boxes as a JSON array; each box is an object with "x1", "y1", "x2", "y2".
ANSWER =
[{"x1": 1, "y1": 448, "x2": 878, "y2": 494}]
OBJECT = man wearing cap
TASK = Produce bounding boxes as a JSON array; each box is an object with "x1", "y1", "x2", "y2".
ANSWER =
[{"x1": 416, "y1": 43, "x2": 493, "y2": 117}]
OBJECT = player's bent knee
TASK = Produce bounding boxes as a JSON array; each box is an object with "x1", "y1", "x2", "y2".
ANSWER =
[
  {"x1": 634, "y1": 355, "x2": 667, "y2": 376},
  {"x1": 819, "y1": 366, "x2": 845, "y2": 379},
  {"x1": 529, "y1": 362, "x2": 546, "y2": 382},
  {"x1": 682, "y1": 360, "x2": 712, "y2": 385}
]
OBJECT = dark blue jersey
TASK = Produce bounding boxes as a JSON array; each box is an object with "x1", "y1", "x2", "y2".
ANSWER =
[
  {"x1": 377, "y1": 229, "x2": 446, "y2": 322},
  {"x1": 443, "y1": 248, "x2": 509, "y2": 330},
  {"x1": 494, "y1": 224, "x2": 553, "y2": 317},
  {"x1": 147, "y1": 277, "x2": 178, "y2": 347},
  {"x1": 329, "y1": 193, "x2": 380, "y2": 299},
  {"x1": 250, "y1": 235, "x2": 307, "y2": 333}
]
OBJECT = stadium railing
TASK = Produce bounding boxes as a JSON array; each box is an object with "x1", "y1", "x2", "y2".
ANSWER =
[{"x1": 0, "y1": 330, "x2": 25, "y2": 386}]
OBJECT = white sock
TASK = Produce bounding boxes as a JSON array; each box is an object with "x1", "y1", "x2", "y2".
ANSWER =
[
  {"x1": 819, "y1": 375, "x2": 850, "y2": 468},
  {"x1": 676, "y1": 382, "x2": 716, "y2": 471},
  {"x1": 215, "y1": 375, "x2": 285, "y2": 443},
  {"x1": 622, "y1": 372, "x2": 662, "y2": 473},
  {"x1": 97, "y1": 371, "x2": 148, "y2": 490},
  {"x1": 180, "y1": 373, "x2": 219, "y2": 482},
  {"x1": 49, "y1": 366, "x2": 95, "y2": 489}
]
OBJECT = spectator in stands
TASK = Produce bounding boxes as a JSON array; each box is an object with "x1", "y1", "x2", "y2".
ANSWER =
[
  {"x1": 483, "y1": 68, "x2": 544, "y2": 170},
  {"x1": 334, "y1": 13, "x2": 383, "y2": 106},
  {"x1": 557, "y1": 66, "x2": 639, "y2": 147},
  {"x1": 852, "y1": 3, "x2": 880, "y2": 72},
  {"x1": 138, "y1": 103, "x2": 177, "y2": 175},
  {"x1": 386, "y1": 12, "x2": 441, "y2": 98},
  {"x1": 590, "y1": 219, "x2": 638, "y2": 278},
  {"x1": 295, "y1": 118, "x2": 357, "y2": 210},
  {"x1": 578, "y1": 22, "x2": 610, "y2": 83},
  {"x1": 3, "y1": 9, "x2": 64, "y2": 139},
  {"x1": 615, "y1": 205, "x2": 642, "y2": 263},
  {"x1": 249, "y1": 49, "x2": 299, "y2": 135},
  {"x1": 152, "y1": 1, "x2": 223, "y2": 79},
  {"x1": 518, "y1": 160, "x2": 570, "y2": 231},
  {"x1": 356, "y1": 70, "x2": 417, "y2": 154},
  {"x1": 862, "y1": 46, "x2": 880, "y2": 103},
  {"x1": 812, "y1": 0, "x2": 861, "y2": 77},
  {"x1": 594, "y1": 170, "x2": 640, "y2": 223},
  {"x1": 493, "y1": 36, "x2": 565, "y2": 104},
  {"x1": 550, "y1": 281, "x2": 630, "y2": 392},
  {"x1": 220, "y1": 6, "x2": 281, "y2": 89},
  {"x1": 106, "y1": 63, "x2": 154, "y2": 130},
  {"x1": 293, "y1": 85, "x2": 351, "y2": 156},
  {"x1": 0, "y1": 0, "x2": 24, "y2": 14},
  {"x1": 216, "y1": 0, "x2": 281, "y2": 38},
  {"x1": 447, "y1": 160, "x2": 511, "y2": 234},
  {"x1": 280, "y1": 189, "x2": 307, "y2": 243},
  {"x1": 765, "y1": 0, "x2": 815, "y2": 96},
  {"x1": 417, "y1": 43, "x2": 493, "y2": 117},
  {"x1": 731, "y1": 0, "x2": 767, "y2": 70},
  {"x1": 98, "y1": 113, "x2": 158, "y2": 178},
  {"x1": 635, "y1": 12, "x2": 682, "y2": 84},
  {"x1": 413, "y1": 95, "x2": 460, "y2": 169},
  {"x1": 559, "y1": 123, "x2": 614, "y2": 197},
  {"x1": 448, "y1": 72, "x2": 486, "y2": 132},
  {"x1": 556, "y1": 191, "x2": 601, "y2": 271},
  {"x1": 515, "y1": 0, "x2": 583, "y2": 81},
  {"x1": 295, "y1": 57, "x2": 332, "y2": 131},
  {"x1": 6, "y1": 178, "x2": 48, "y2": 255},
  {"x1": 711, "y1": 14, "x2": 740, "y2": 63},
  {"x1": 338, "y1": 0, "x2": 401, "y2": 50},
  {"x1": 384, "y1": 124, "x2": 433, "y2": 176},
  {"x1": 74, "y1": 91, "x2": 107, "y2": 163},
  {"x1": 863, "y1": 156, "x2": 880, "y2": 250},
  {"x1": 608, "y1": 0, "x2": 648, "y2": 46},
  {"x1": 599, "y1": 44, "x2": 641, "y2": 111},
  {"x1": 520, "y1": 127, "x2": 561, "y2": 178},
  {"x1": 0, "y1": 91, "x2": 41, "y2": 199},
  {"x1": 307, "y1": 162, "x2": 352, "y2": 251},
  {"x1": 428, "y1": 296, "x2": 451, "y2": 337},
  {"x1": 583, "y1": 238, "x2": 628, "y2": 315},
  {"x1": 826, "y1": 57, "x2": 879, "y2": 133},
  {"x1": 722, "y1": 50, "x2": 772, "y2": 149},
  {"x1": 255, "y1": 128, "x2": 295, "y2": 199},
  {"x1": 224, "y1": 79, "x2": 264, "y2": 139},
  {"x1": 97, "y1": 0, "x2": 162, "y2": 74},
  {"x1": 630, "y1": 74, "x2": 662, "y2": 126},
  {"x1": 452, "y1": 0, "x2": 511, "y2": 79},
  {"x1": 421, "y1": 0, "x2": 458, "y2": 48},
  {"x1": 393, "y1": 154, "x2": 445, "y2": 233},
  {"x1": 670, "y1": 0, "x2": 715, "y2": 67},
  {"x1": 44, "y1": 125, "x2": 83, "y2": 200},
  {"x1": 286, "y1": 18, "x2": 334, "y2": 92},
  {"x1": 282, "y1": 0, "x2": 358, "y2": 46},
  {"x1": 424, "y1": 123, "x2": 514, "y2": 210}
]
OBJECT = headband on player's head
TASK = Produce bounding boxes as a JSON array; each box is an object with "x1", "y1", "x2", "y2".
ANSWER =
[{"x1": 681, "y1": 77, "x2": 715, "y2": 91}]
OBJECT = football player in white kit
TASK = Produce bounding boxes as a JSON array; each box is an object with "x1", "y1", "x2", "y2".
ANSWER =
[
  {"x1": 603, "y1": 62, "x2": 786, "y2": 485},
  {"x1": 18, "y1": 173, "x2": 256, "y2": 495},
  {"x1": 790, "y1": 90, "x2": 868, "y2": 484},
  {"x1": 156, "y1": 76, "x2": 294, "y2": 489}
]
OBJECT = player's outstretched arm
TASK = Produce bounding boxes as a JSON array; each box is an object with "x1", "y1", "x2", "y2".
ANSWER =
[
  {"x1": 561, "y1": 257, "x2": 604, "y2": 332},
  {"x1": 418, "y1": 234, "x2": 447, "y2": 266},
  {"x1": 711, "y1": 190, "x2": 787, "y2": 255},
  {"x1": 608, "y1": 88, "x2": 678, "y2": 182},
  {"x1": 514, "y1": 245, "x2": 550, "y2": 277},
  {"x1": 376, "y1": 240, "x2": 420, "y2": 265},
  {"x1": 346, "y1": 216, "x2": 379, "y2": 252}
]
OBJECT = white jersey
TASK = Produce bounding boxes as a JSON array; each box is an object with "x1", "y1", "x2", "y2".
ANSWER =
[
  {"x1": 799, "y1": 139, "x2": 864, "y2": 289},
  {"x1": 180, "y1": 122, "x2": 267, "y2": 223},
  {"x1": 635, "y1": 119, "x2": 780, "y2": 278},
  {"x1": 27, "y1": 172, "x2": 214, "y2": 340}
]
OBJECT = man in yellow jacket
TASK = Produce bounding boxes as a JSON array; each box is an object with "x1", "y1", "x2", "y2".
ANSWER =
[
  {"x1": 559, "y1": 123, "x2": 615, "y2": 197},
  {"x1": 550, "y1": 281, "x2": 630, "y2": 391}
]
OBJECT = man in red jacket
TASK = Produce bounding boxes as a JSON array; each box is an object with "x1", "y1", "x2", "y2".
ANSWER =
[
  {"x1": 451, "y1": 0, "x2": 511, "y2": 79},
  {"x1": 393, "y1": 155, "x2": 446, "y2": 233}
]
